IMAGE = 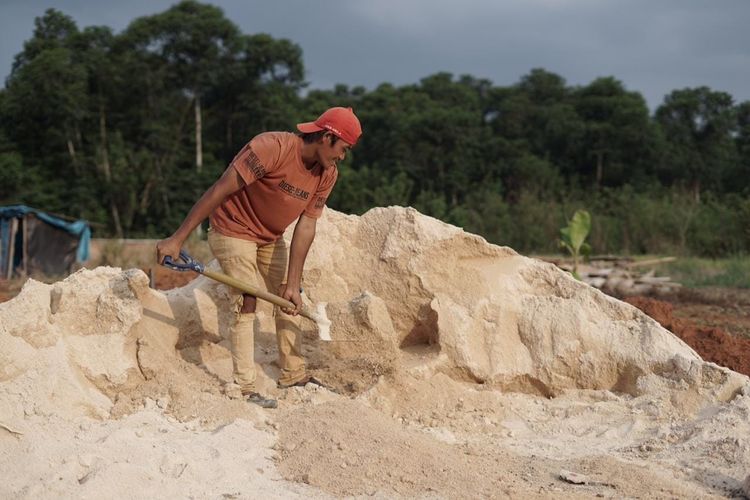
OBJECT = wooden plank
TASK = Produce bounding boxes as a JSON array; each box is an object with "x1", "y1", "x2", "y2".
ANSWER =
[
  {"x1": 626, "y1": 257, "x2": 677, "y2": 268},
  {"x1": 5, "y1": 218, "x2": 17, "y2": 280},
  {"x1": 20, "y1": 216, "x2": 28, "y2": 278}
]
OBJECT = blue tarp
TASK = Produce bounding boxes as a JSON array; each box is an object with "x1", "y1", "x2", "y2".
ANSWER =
[{"x1": 0, "y1": 205, "x2": 91, "y2": 265}]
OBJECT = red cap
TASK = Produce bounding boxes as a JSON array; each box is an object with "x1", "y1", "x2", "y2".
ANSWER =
[{"x1": 297, "y1": 107, "x2": 362, "y2": 145}]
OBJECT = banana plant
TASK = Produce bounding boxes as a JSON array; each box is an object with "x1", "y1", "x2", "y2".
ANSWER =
[{"x1": 559, "y1": 209, "x2": 592, "y2": 279}]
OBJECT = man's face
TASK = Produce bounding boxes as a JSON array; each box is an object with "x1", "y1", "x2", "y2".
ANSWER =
[{"x1": 318, "y1": 133, "x2": 352, "y2": 169}]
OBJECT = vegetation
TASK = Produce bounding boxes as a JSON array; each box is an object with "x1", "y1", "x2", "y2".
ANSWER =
[
  {"x1": 656, "y1": 257, "x2": 750, "y2": 289},
  {"x1": 559, "y1": 209, "x2": 591, "y2": 279},
  {"x1": 2, "y1": 2, "x2": 749, "y2": 258}
]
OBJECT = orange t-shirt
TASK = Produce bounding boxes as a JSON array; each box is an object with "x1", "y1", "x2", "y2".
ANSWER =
[{"x1": 209, "y1": 132, "x2": 338, "y2": 244}]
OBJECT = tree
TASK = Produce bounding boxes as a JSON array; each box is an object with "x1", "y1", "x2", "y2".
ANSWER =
[
  {"x1": 11, "y1": 8, "x2": 78, "y2": 74},
  {"x1": 655, "y1": 87, "x2": 737, "y2": 201},
  {"x1": 68, "y1": 25, "x2": 128, "y2": 235},
  {"x1": 733, "y1": 101, "x2": 750, "y2": 193},
  {"x1": 573, "y1": 77, "x2": 656, "y2": 188},
  {"x1": 485, "y1": 69, "x2": 581, "y2": 196},
  {"x1": 0, "y1": 122, "x2": 32, "y2": 203},
  {"x1": 122, "y1": 1, "x2": 241, "y2": 172},
  {"x1": 2, "y1": 10, "x2": 91, "y2": 216},
  {"x1": 210, "y1": 33, "x2": 305, "y2": 161}
]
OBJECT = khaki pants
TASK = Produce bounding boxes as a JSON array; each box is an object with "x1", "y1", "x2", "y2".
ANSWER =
[{"x1": 208, "y1": 229, "x2": 306, "y2": 392}]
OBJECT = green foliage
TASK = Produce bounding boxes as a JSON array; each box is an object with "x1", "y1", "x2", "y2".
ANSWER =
[
  {"x1": 655, "y1": 87, "x2": 738, "y2": 199},
  {"x1": 659, "y1": 257, "x2": 750, "y2": 288},
  {"x1": 559, "y1": 209, "x2": 592, "y2": 278},
  {"x1": 573, "y1": 77, "x2": 658, "y2": 187},
  {"x1": 0, "y1": 1, "x2": 304, "y2": 238},
  {"x1": 0, "y1": 151, "x2": 28, "y2": 201}
]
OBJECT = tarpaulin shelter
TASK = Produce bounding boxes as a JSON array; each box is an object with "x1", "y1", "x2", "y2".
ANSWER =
[{"x1": 0, "y1": 205, "x2": 91, "y2": 279}]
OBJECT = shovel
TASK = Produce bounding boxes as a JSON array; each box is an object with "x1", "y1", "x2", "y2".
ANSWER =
[{"x1": 162, "y1": 250, "x2": 331, "y2": 341}]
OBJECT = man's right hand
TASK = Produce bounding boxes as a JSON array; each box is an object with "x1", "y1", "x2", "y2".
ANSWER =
[{"x1": 156, "y1": 236, "x2": 183, "y2": 265}]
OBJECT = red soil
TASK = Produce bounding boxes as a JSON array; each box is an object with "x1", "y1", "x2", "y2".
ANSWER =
[{"x1": 145, "y1": 266, "x2": 198, "y2": 290}]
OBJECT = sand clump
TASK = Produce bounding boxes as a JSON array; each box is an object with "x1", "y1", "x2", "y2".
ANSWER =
[{"x1": 1, "y1": 206, "x2": 750, "y2": 499}]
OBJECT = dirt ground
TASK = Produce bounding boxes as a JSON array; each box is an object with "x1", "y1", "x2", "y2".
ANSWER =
[
  {"x1": 0, "y1": 278, "x2": 23, "y2": 303},
  {"x1": 145, "y1": 265, "x2": 199, "y2": 291},
  {"x1": 666, "y1": 287, "x2": 750, "y2": 340},
  {"x1": 624, "y1": 288, "x2": 750, "y2": 377}
]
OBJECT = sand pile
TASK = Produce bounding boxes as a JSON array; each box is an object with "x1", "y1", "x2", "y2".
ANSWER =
[{"x1": 1, "y1": 206, "x2": 749, "y2": 499}]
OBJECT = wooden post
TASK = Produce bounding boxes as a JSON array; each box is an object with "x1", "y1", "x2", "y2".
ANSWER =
[
  {"x1": 21, "y1": 216, "x2": 28, "y2": 278},
  {"x1": 5, "y1": 218, "x2": 18, "y2": 280},
  {"x1": 195, "y1": 95, "x2": 203, "y2": 172}
]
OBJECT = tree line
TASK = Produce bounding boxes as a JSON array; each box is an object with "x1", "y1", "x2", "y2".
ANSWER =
[{"x1": 2, "y1": 2, "x2": 749, "y2": 256}]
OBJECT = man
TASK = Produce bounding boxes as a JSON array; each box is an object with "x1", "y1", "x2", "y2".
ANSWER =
[{"x1": 156, "y1": 107, "x2": 362, "y2": 408}]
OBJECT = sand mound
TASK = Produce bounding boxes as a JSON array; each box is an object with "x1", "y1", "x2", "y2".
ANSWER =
[
  {"x1": 302, "y1": 208, "x2": 746, "y2": 400},
  {"x1": 1, "y1": 206, "x2": 749, "y2": 498},
  {"x1": 0, "y1": 268, "x2": 142, "y2": 421}
]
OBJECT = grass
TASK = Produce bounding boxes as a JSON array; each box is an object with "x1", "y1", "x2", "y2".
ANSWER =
[
  {"x1": 652, "y1": 256, "x2": 750, "y2": 288},
  {"x1": 537, "y1": 253, "x2": 750, "y2": 289}
]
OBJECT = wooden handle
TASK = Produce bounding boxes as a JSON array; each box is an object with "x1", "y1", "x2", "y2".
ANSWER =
[{"x1": 202, "y1": 270, "x2": 316, "y2": 322}]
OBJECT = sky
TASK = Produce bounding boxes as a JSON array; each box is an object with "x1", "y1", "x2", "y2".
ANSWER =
[{"x1": 1, "y1": 0, "x2": 749, "y2": 111}]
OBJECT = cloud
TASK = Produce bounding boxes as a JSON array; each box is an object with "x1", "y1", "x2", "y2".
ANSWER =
[{"x1": 2, "y1": 0, "x2": 749, "y2": 109}]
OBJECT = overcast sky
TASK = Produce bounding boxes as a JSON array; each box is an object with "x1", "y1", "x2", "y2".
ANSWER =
[{"x1": 2, "y1": 0, "x2": 749, "y2": 111}]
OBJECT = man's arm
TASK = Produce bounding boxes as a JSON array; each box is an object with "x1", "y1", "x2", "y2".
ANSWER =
[
  {"x1": 156, "y1": 166, "x2": 244, "y2": 264},
  {"x1": 280, "y1": 214, "x2": 317, "y2": 314}
]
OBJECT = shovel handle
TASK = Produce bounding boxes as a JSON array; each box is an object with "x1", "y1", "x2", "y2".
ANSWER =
[
  {"x1": 203, "y1": 271, "x2": 318, "y2": 323},
  {"x1": 201, "y1": 270, "x2": 292, "y2": 309},
  {"x1": 161, "y1": 250, "x2": 318, "y2": 322},
  {"x1": 202, "y1": 270, "x2": 318, "y2": 322}
]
